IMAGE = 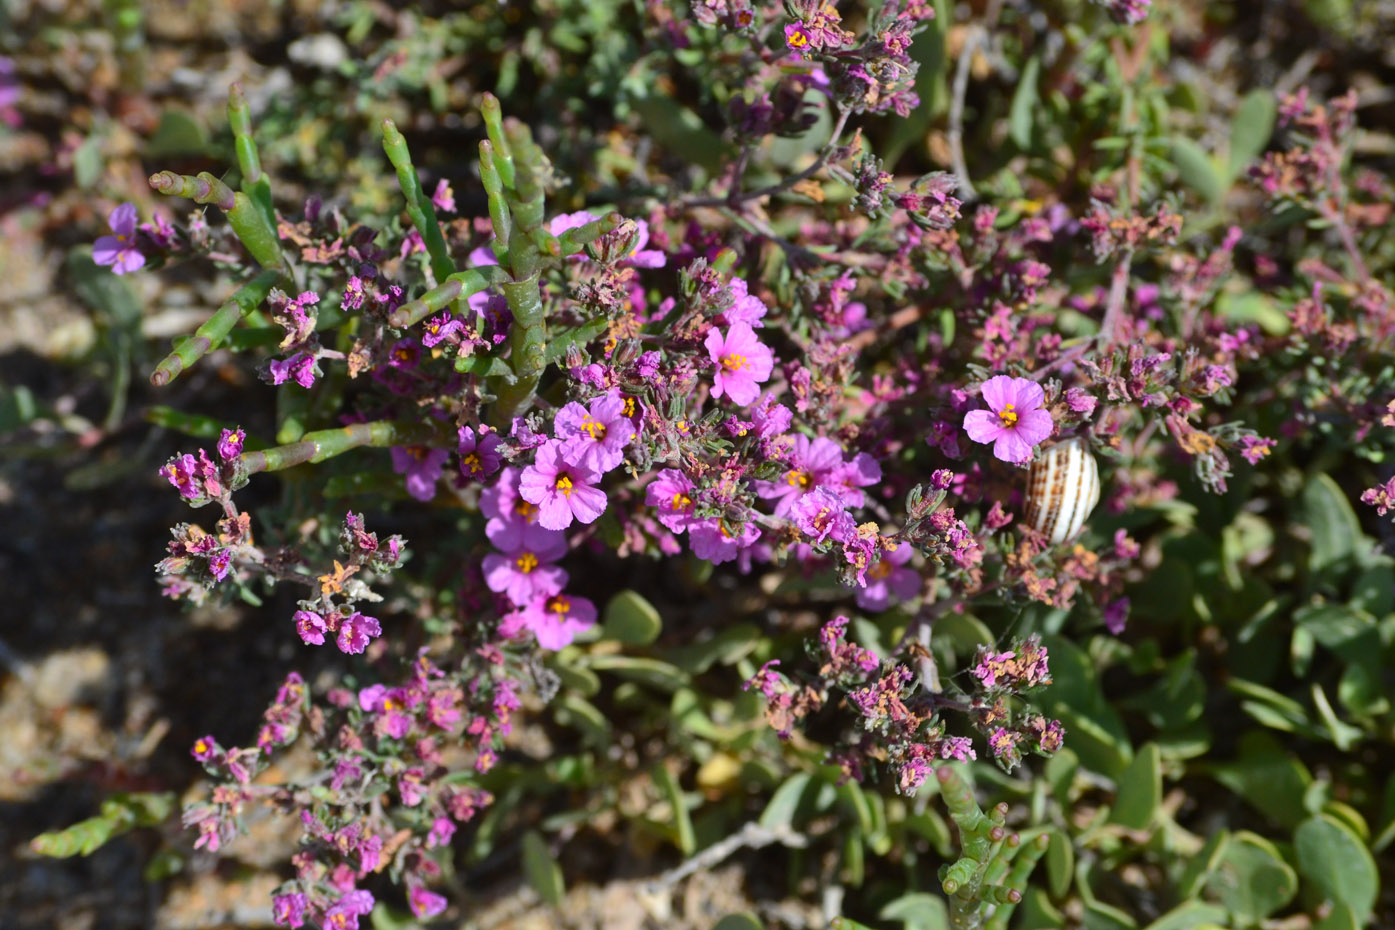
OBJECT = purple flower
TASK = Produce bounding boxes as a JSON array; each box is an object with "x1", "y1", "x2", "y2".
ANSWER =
[
  {"x1": 482, "y1": 467, "x2": 546, "y2": 550},
  {"x1": 337, "y1": 612, "x2": 382, "y2": 655},
  {"x1": 758, "y1": 435, "x2": 880, "y2": 517},
  {"x1": 217, "y1": 428, "x2": 245, "y2": 462},
  {"x1": 421, "y1": 312, "x2": 464, "y2": 348},
  {"x1": 191, "y1": 734, "x2": 219, "y2": 762},
  {"x1": 518, "y1": 440, "x2": 608, "y2": 531},
  {"x1": 159, "y1": 453, "x2": 201, "y2": 499},
  {"x1": 1238, "y1": 435, "x2": 1276, "y2": 465},
  {"x1": 432, "y1": 178, "x2": 455, "y2": 213},
  {"x1": 689, "y1": 517, "x2": 760, "y2": 565},
  {"x1": 390, "y1": 445, "x2": 450, "y2": 502},
  {"x1": 268, "y1": 352, "x2": 318, "y2": 389},
  {"x1": 291, "y1": 609, "x2": 325, "y2": 645},
  {"x1": 645, "y1": 469, "x2": 698, "y2": 533},
  {"x1": 409, "y1": 887, "x2": 448, "y2": 919},
  {"x1": 1103, "y1": 597, "x2": 1130, "y2": 635},
  {"x1": 457, "y1": 426, "x2": 503, "y2": 481},
  {"x1": 324, "y1": 889, "x2": 375, "y2": 930},
  {"x1": 482, "y1": 523, "x2": 569, "y2": 604},
  {"x1": 706, "y1": 323, "x2": 774, "y2": 406},
  {"x1": 554, "y1": 392, "x2": 636, "y2": 473},
  {"x1": 271, "y1": 892, "x2": 308, "y2": 928},
  {"x1": 93, "y1": 203, "x2": 145, "y2": 274},
  {"x1": 973, "y1": 651, "x2": 1015, "y2": 689},
  {"x1": 785, "y1": 22, "x2": 814, "y2": 53},
  {"x1": 722, "y1": 277, "x2": 769, "y2": 327},
  {"x1": 501, "y1": 593, "x2": 597, "y2": 650},
  {"x1": 962, "y1": 376, "x2": 1054, "y2": 464},
  {"x1": 855, "y1": 542, "x2": 920, "y2": 612},
  {"x1": 791, "y1": 487, "x2": 855, "y2": 544},
  {"x1": 939, "y1": 737, "x2": 976, "y2": 763}
]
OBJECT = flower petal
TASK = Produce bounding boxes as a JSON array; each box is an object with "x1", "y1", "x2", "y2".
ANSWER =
[
  {"x1": 963, "y1": 409, "x2": 1004, "y2": 443},
  {"x1": 1009, "y1": 378, "x2": 1046, "y2": 411},
  {"x1": 1015, "y1": 408, "x2": 1054, "y2": 446},
  {"x1": 993, "y1": 431, "x2": 1034, "y2": 464},
  {"x1": 979, "y1": 375, "x2": 1018, "y2": 412}
]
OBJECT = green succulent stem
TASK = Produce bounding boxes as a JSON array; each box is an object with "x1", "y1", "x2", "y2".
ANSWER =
[
  {"x1": 228, "y1": 83, "x2": 276, "y2": 234},
  {"x1": 480, "y1": 93, "x2": 516, "y2": 188},
  {"x1": 150, "y1": 270, "x2": 281, "y2": 386},
  {"x1": 491, "y1": 275, "x2": 546, "y2": 421},
  {"x1": 240, "y1": 420, "x2": 444, "y2": 475},
  {"x1": 388, "y1": 267, "x2": 506, "y2": 330},
  {"x1": 381, "y1": 119, "x2": 455, "y2": 285},
  {"x1": 148, "y1": 171, "x2": 287, "y2": 274}
]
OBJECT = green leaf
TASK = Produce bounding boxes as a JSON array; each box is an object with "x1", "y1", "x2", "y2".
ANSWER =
[
  {"x1": 1227, "y1": 91, "x2": 1276, "y2": 180},
  {"x1": 1207, "y1": 831, "x2": 1297, "y2": 923},
  {"x1": 147, "y1": 107, "x2": 212, "y2": 158},
  {"x1": 521, "y1": 830, "x2": 565, "y2": 908},
  {"x1": 1110, "y1": 742, "x2": 1161, "y2": 831},
  {"x1": 584, "y1": 654, "x2": 689, "y2": 692},
  {"x1": 1293, "y1": 814, "x2": 1378, "y2": 921},
  {"x1": 1302, "y1": 473, "x2": 1363, "y2": 575},
  {"x1": 601, "y1": 590, "x2": 663, "y2": 645},
  {"x1": 668, "y1": 623, "x2": 761, "y2": 673},
  {"x1": 760, "y1": 772, "x2": 813, "y2": 831},
  {"x1": 1009, "y1": 55, "x2": 1042, "y2": 150},
  {"x1": 651, "y1": 765, "x2": 695, "y2": 855},
  {"x1": 554, "y1": 694, "x2": 611, "y2": 748},
  {"x1": 1169, "y1": 137, "x2": 1226, "y2": 205},
  {"x1": 1208, "y1": 733, "x2": 1312, "y2": 830},
  {"x1": 711, "y1": 914, "x2": 764, "y2": 930},
  {"x1": 74, "y1": 134, "x2": 104, "y2": 189},
  {"x1": 1045, "y1": 829, "x2": 1074, "y2": 898},
  {"x1": 879, "y1": 892, "x2": 949, "y2": 930},
  {"x1": 30, "y1": 792, "x2": 176, "y2": 857},
  {"x1": 1141, "y1": 901, "x2": 1229, "y2": 930}
]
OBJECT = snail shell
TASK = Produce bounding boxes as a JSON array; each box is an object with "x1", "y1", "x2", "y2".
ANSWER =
[{"x1": 1024, "y1": 437, "x2": 1101, "y2": 544}]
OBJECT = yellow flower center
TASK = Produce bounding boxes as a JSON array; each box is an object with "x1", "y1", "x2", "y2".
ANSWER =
[
  {"x1": 998, "y1": 403, "x2": 1018, "y2": 427},
  {"x1": 516, "y1": 500, "x2": 538, "y2": 521},
  {"x1": 721, "y1": 352, "x2": 749, "y2": 373},
  {"x1": 555, "y1": 474, "x2": 574, "y2": 497},
  {"x1": 787, "y1": 469, "x2": 811, "y2": 490},
  {"x1": 671, "y1": 492, "x2": 692, "y2": 512},
  {"x1": 548, "y1": 596, "x2": 571, "y2": 616},
  {"x1": 516, "y1": 552, "x2": 539, "y2": 573},
  {"x1": 580, "y1": 415, "x2": 606, "y2": 440},
  {"x1": 789, "y1": 30, "x2": 809, "y2": 47},
  {"x1": 463, "y1": 453, "x2": 481, "y2": 473},
  {"x1": 623, "y1": 397, "x2": 636, "y2": 417},
  {"x1": 867, "y1": 561, "x2": 893, "y2": 581},
  {"x1": 194, "y1": 739, "x2": 209, "y2": 754}
]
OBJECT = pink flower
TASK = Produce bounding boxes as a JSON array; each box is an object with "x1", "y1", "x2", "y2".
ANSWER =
[
  {"x1": 324, "y1": 890, "x2": 374, "y2": 930},
  {"x1": 757, "y1": 434, "x2": 881, "y2": 517},
  {"x1": 482, "y1": 522, "x2": 569, "y2": 604},
  {"x1": 409, "y1": 887, "x2": 448, "y2": 919},
  {"x1": 337, "y1": 612, "x2": 382, "y2": 655},
  {"x1": 482, "y1": 467, "x2": 545, "y2": 549},
  {"x1": 500, "y1": 593, "x2": 598, "y2": 649},
  {"x1": 962, "y1": 376, "x2": 1053, "y2": 464},
  {"x1": 294, "y1": 610, "x2": 327, "y2": 645},
  {"x1": 518, "y1": 440, "x2": 608, "y2": 530},
  {"x1": 268, "y1": 352, "x2": 318, "y2": 389},
  {"x1": 271, "y1": 892, "x2": 308, "y2": 928},
  {"x1": 855, "y1": 542, "x2": 920, "y2": 612},
  {"x1": 706, "y1": 323, "x2": 774, "y2": 406},
  {"x1": 457, "y1": 426, "x2": 503, "y2": 481},
  {"x1": 785, "y1": 22, "x2": 814, "y2": 53},
  {"x1": 689, "y1": 517, "x2": 760, "y2": 565},
  {"x1": 554, "y1": 392, "x2": 636, "y2": 473},
  {"x1": 644, "y1": 469, "x2": 698, "y2": 533},
  {"x1": 391, "y1": 446, "x2": 450, "y2": 502},
  {"x1": 93, "y1": 202, "x2": 145, "y2": 274},
  {"x1": 216, "y1": 428, "x2": 245, "y2": 462}
]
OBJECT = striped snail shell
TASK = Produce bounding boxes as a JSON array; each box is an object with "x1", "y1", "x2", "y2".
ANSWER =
[{"x1": 1024, "y1": 437, "x2": 1101, "y2": 544}]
